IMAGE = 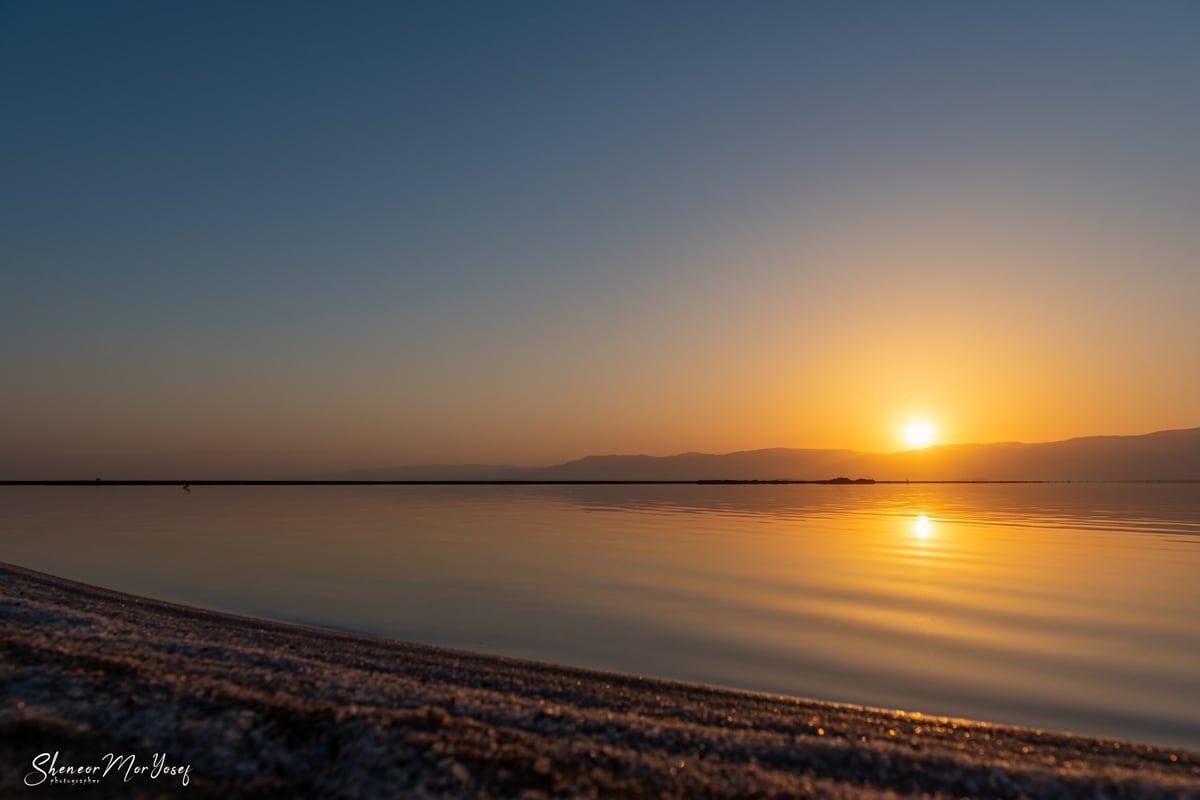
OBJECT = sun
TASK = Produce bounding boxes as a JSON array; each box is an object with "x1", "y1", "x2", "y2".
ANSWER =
[{"x1": 900, "y1": 418, "x2": 937, "y2": 450}]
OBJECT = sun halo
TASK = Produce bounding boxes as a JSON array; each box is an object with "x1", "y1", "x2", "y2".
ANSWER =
[{"x1": 900, "y1": 418, "x2": 937, "y2": 450}]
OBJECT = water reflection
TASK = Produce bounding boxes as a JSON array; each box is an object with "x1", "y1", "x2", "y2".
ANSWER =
[
  {"x1": 914, "y1": 514, "x2": 932, "y2": 540},
  {"x1": 1, "y1": 483, "x2": 1198, "y2": 749},
  {"x1": 545, "y1": 481, "x2": 1200, "y2": 538}
]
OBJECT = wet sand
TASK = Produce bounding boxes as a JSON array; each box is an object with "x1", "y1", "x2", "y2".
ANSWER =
[{"x1": 2, "y1": 561, "x2": 1196, "y2": 798}]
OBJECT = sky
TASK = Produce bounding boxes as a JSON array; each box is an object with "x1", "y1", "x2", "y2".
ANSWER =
[{"x1": 3, "y1": 1, "x2": 1199, "y2": 478}]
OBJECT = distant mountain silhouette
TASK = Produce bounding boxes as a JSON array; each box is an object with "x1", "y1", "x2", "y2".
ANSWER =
[
  {"x1": 324, "y1": 427, "x2": 1200, "y2": 482},
  {"x1": 525, "y1": 449, "x2": 866, "y2": 481}
]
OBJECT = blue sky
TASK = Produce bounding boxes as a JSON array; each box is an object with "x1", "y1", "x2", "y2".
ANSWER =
[{"x1": 3, "y1": 1, "x2": 1199, "y2": 476}]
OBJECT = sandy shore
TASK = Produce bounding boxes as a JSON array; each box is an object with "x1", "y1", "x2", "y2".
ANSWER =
[{"x1": 1, "y1": 562, "x2": 1196, "y2": 798}]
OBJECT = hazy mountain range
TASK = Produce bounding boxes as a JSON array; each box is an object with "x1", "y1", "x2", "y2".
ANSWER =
[{"x1": 327, "y1": 427, "x2": 1200, "y2": 482}]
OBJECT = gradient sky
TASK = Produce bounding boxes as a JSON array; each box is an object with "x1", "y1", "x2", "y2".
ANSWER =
[{"x1": 3, "y1": 1, "x2": 1199, "y2": 477}]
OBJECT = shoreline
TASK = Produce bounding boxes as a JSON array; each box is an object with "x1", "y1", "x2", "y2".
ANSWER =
[
  {"x1": 9, "y1": 479, "x2": 1200, "y2": 485},
  {"x1": 2, "y1": 562, "x2": 1196, "y2": 798}
]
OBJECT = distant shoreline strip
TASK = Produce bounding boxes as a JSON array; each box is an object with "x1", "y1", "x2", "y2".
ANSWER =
[{"x1": 3, "y1": 479, "x2": 1198, "y2": 486}]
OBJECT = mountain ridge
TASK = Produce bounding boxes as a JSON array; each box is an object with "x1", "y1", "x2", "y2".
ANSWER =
[{"x1": 323, "y1": 427, "x2": 1200, "y2": 482}]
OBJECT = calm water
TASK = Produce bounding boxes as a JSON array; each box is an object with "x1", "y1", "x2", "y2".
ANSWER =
[{"x1": 2, "y1": 483, "x2": 1198, "y2": 750}]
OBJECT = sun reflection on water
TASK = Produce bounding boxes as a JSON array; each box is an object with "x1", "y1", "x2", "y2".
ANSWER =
[{"x1": 914, "y1": 514, "x2": 932, "y2": 540}]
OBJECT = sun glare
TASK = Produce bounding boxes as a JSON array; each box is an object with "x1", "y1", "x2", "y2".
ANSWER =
[
  {"x1": 914, "y1": 514, "x2": 932, "y2": 540},
  {"x1": 901, "y1": 418, "x2": 937, "y2": 450}
]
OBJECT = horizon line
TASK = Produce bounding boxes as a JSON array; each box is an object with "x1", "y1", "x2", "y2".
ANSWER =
[{"x1": 5, "y1": 479, "x2": 1200, "y2": 487}]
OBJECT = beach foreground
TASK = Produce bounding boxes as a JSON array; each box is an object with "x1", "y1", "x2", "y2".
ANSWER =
[{"x1": 1, "y1": 562, "x2": 1196, "y2": 798}]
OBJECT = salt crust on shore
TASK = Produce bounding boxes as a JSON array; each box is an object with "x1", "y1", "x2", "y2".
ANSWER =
[{"x1": 1, "y1": 562, "x2": 1197, "y2": 799}]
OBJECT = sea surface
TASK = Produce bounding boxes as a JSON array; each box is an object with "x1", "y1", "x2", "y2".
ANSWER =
[{"x1": 2, "y1": 482, "x2": 1198, "y2": 750}]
